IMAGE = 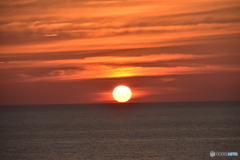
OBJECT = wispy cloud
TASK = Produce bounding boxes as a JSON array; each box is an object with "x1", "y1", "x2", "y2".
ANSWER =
[{"x1": 1, "y1": 52, "x2": 239, "y2": 83}]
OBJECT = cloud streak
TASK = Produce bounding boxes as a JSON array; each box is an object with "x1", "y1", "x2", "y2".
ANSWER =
[{"x1": 1, "y1": 53, "x2": 239, "y2": 83}]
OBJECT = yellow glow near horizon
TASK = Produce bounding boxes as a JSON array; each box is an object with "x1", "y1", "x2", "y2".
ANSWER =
[{"x1": 112, "y1": 85, "x2": 132, "y2": 102}]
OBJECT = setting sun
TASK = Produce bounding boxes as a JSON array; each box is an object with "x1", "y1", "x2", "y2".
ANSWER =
[{"x1": 112, "y1": 85, "x2": 132, "y2": 102}]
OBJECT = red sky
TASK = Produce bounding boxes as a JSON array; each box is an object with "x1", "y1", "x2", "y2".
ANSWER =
[{"x1": 0, "y1": 0, "x2": 240, "y2": 105}]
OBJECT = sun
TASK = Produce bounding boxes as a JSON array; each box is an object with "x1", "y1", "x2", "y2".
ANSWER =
[{"x1": 112, "y1": 85, "x2": 132, "y2": 102}]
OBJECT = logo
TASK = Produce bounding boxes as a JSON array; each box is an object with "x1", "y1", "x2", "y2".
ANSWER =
[
  {"x1": 210, "y1": 151, "x2": 215, "y2": 157},
  {"x1": 210, "y1": 151, "x2": 238, "y2": 157}
]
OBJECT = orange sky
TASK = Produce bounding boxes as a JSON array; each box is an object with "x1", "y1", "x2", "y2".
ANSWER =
[{"x1": 0, "y1": 0, "x2": 240, "y2": 105}]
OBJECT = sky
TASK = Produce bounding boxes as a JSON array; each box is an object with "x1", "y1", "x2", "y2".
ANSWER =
[{"x1": 0, "y1": 0, "x2": 240, "y2": 105}]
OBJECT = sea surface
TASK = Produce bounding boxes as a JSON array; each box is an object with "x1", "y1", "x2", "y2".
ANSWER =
[{"x1": 0, "y1": 101, "x2": 239, "y2": 160}]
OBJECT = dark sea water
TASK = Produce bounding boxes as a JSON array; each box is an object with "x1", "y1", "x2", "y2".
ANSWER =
[{"x1": 0, "y1": 101, "x2": 239, "y2": 160}]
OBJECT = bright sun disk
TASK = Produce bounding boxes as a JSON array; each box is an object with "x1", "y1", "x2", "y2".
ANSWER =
[{"x1": 112, "y1": 85, "x2": 132, "y2": 102}]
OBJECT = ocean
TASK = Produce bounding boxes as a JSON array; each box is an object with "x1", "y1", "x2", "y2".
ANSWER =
[{"x1": 0, "y1": 101, "x2": 239, "y2": 160}]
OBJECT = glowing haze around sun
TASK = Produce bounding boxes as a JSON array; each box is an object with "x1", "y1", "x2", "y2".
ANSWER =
[{"x1": 112, "y1": 86, "x2": 132, "y2": 102}]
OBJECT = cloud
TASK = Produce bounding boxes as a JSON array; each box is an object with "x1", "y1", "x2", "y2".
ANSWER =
[
  {"x1": 0, "y1": 0, "x2": 38, "y2": 7},
  {"x1": 1, "y1": 0, "x2": 239, "y2": 48},
  {"x1": 44, "y1": 34, "x2": 58, "y2": 37},
  {"x1": 1, "y1": 72, "x2": 239, "y2": 105},
  {"x1": 1, "y1": 62, "x2": 239, "y2": 83},
  {"x1": 0, "y1": 0, "x2": 240, "y2": 104},
  {"x1": 0, "y1": 53, "x2": 231, "y2": 70}
]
